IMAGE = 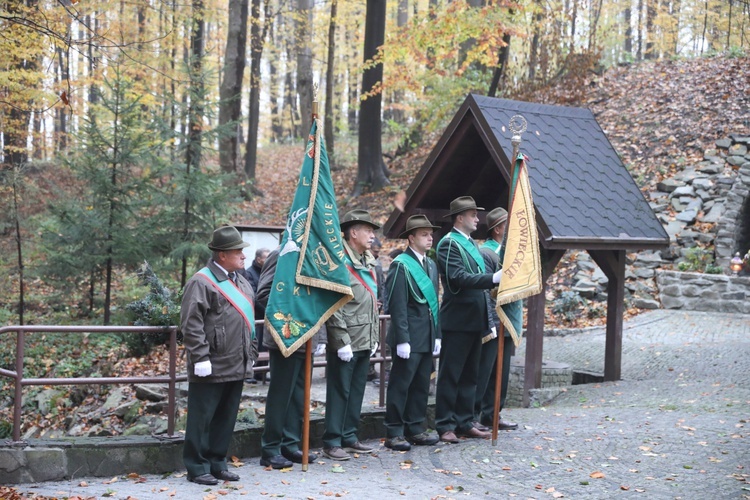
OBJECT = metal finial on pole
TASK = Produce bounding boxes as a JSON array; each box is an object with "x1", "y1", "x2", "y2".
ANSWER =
[
  {"x1": 312, "y1": 83, "x2": 319, "y2": 118},
  {"x1": 509, "y1": 114, "x2": 527, "y2": 160}
]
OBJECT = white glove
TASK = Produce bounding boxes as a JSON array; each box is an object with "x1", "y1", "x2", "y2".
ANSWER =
[
  {"x1": 489, "y1": 327, "x2": 498, "y2": 340},
  {"x1": 314, "y1": 343, "x2": 327, "y2": 357},
  {"x1": 370, "y1": 341, "x2": 379, "y2": 357},
  {"x1": 194, "y1": 360, "x2": 212, "y2": 377},
  {"x1": 396, "y1": 342, "x2": 411, "y2": 359},
  {"x1": 492, "y1": 269, "x2": 503, "y2": 284},
  {"x1": 433, "y1": 338, "x2": 442, "y2": 356},
  {"x1": 337, "y1": 344, "x2": 354, "y2": 362}
]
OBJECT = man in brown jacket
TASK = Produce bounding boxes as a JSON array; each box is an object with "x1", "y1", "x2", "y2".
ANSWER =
[
  {"x1": 181, "y1": 226, "x2": 256, "y2": 485},
  {"x1": 322, "y1": 210, "x2": 380, "y2": 461}
]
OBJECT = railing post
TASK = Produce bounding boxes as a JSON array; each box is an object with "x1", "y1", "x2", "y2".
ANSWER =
[
  {"x1": 13, "y1": 327, "x2": 24, "y2": 443},
  {"x1": 167, "y1": 327, "x2": 177, "y2": 437},
  {"x1": 378, "y1": 316, "x2": 387, "y2": 408}
]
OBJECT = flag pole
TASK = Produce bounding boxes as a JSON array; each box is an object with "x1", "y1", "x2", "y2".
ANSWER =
[
  {"x1": 301, "y1": 88, "x2": 320, "y2": 472},
  {"x1": 492, "y1": 115, "x2": 527, "y2": 445},
  {"x1": 491, "y1": 323, "x2": 505, "y2": 445}
]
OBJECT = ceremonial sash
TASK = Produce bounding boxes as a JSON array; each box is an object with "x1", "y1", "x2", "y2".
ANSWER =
[
  {"x1": 439, "y1": 231, "x2": 486, "y2": 273},
  {"x1": 197, "y1": 268, "x2": 255, "y2": 338},
  {"x1": 344, "y1": 255, "x2": 378, "y2": 314},
  {"x1": 391, "y1": 253, "x2": 439, "y2": 329},
  {"x1": 480, "y1": 241, "x2": 524, "y2": 347},
  {"x1": 481, "y1": 239, "x2": 502, "y2": 256}
]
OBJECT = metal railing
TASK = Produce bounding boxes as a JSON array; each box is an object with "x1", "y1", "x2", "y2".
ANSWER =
[{"x1": 0, "y1": 316, "x2": 397, "y2": 445}]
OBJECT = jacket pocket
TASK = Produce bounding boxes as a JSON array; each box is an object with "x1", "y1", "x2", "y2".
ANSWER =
[
  {"x1": 344, "y1": 312, "x2": 372, "y2": 327},
  {"x1": 213, "y1": 325, "x2": 226, "y2": 354}
]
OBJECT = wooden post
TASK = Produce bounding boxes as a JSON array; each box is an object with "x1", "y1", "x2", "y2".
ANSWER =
[
  {"x1": 523, "y1": 285, "x2": 545, "y2": 407},
  {"x1": 590, "y1": 249, "x2": 625, "y2": 381}
]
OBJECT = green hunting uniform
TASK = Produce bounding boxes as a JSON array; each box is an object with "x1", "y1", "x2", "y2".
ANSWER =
[
  {"x1": 475, "y1": 240, "x2": 520, "y2": 425},
  {"x1": 323, "y1": 240, "x2": 380, "y2": 449},
  {"x1": 384, "y1": 248, "x2": 442, "y2": 439},
  {"x1": 435, "y1": 229, "x2": 495, "y2": 436},
  {"x1": 181, "y1": 261, "x2": 256, "y2": 478},
  {"x1": 257, "y1": 248, "x2": 322, "y2": 461}
]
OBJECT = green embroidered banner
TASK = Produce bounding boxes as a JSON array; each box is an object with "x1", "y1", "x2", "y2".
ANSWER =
[{"x1": 264, "y1": 119, "x2": 353, "y2": 357}]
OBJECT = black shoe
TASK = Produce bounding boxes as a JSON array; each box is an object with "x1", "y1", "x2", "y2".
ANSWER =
[
  {"x1": 385, "y1": 436, "x2": 411, "y2": 451},
  {"x1": 498, "y1": 419, "x2": 518, "y2": 430},
  {"x1": 480, "y1": 418, "x2": 519, "y2": 430},
  {"x1": 406, "y1": 431, "x2": 439, "y2": 446},
  {"x1": 456, "y1": 426, "x2": 491, "y2": 439},
  {"x1": 343, "y1": 441, "x2": 374, "y2": 454},
  {"x1": 472, "y1": 421, "x2": 489, "y2": 432},
  {"x1": 212, "y1": 470, "x2": 240, "y2": 481},
  {"x1": 245, "y1": 378, "x2": 258, "y2": 384},
  {"x1": 282, "y1": 448, "x2": 317, "y2": 464},
  {"x1": 260, "y1": 455, "x2": 293, "y2": 469},
  {"x1": 188, "y1": 473, "x2": 218, "y2": 485}
]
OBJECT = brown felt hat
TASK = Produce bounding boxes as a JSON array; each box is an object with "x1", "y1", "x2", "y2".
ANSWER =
[
  {"x1": 486, "y1": 207, "x2": 508, "y2": 236},
  {"x1": 340, "y1": 209, "x2": 381, "y2": 230},
  {"x1": 444, "y1": 196, "x2": 484, "y2": 217},
  {"x1": 208, "y1": 226, "x2": 251, "y2": 251},
  {"x1": 399, "y1": 214, "x2": 441, "y2": 238}
]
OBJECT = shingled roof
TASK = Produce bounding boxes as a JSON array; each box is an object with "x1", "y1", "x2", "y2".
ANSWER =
[{"x1": 383, "y1": 94, "x2": 669, "y2": 251}]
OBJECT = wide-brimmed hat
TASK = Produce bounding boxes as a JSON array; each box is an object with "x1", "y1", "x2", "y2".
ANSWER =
[
  {"x1": 399, "y1": 214, "x2": 440, "y2": 238},
  {"x1": 486, "y1": 207, "x2": 508, "y2": 236},
  {"x1": 340, "y1": 209, "x2": 381, "y2": 230},
  {"x1": 208, "y1": 226, "x2": 251, "y2": 251},
  {"x1": 444, "y1": 196, "x2": 484, "y2": 217}
]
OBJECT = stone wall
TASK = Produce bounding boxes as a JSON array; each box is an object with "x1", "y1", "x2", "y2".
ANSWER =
[
  {"x1": 506, "y1": 358, "x2": 572, "y2": 408},
  {"x1": 656, "y1": 269, "x2": 750, "y2": 314}
]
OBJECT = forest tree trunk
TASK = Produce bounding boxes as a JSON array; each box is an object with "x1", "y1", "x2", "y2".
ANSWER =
[{"x1": 354, "y1": 0, "x2": 389, "y2": 196}]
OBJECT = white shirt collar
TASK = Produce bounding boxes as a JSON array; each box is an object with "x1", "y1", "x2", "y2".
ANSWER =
[
  {"x1": 409, "y1": 246, "x2": 425, "y2": 263},
  {"x1": 213, "y1": 260, "x2": 232, "y2": 278},
  {"x1": 454, "y1": 227, "x2": 472, "y2": 240}
]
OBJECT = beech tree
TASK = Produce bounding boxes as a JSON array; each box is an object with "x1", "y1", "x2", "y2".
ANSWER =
[
  {"x1": 354, "y1": 0, "x2": 389, "y2": 196},
  {"x1": 218, "y1": 0, "x2": 249, "y2": 175}
]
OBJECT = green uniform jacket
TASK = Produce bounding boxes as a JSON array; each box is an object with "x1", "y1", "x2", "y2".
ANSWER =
[
  {"x1": 326, "y1": 240, "x2": 379, "y2": 352},
  {"x1": 437, "y1": 229, "x2": 495, "y2": 333},
  {"x1": 385, "y1": 247, "x2": 441, "y2": 353},
  {"x1": 180, "y1": 260, "x2": 256, "y2": 383}
]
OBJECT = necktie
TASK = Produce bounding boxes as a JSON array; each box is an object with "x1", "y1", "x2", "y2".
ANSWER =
[
  {"x1": 423, "y1": 258, "x2": 429, "y2": 275},
  {"x1": 229, "y1": 272, "x2": 237, "y2": 284}
]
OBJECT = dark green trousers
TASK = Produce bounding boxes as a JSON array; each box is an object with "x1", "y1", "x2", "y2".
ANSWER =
[
  {"x1": 183, "y1": 379, "x2": 243, "y2": 477},
  {"x1": 435, "y1": 330, "x2": 482, "y2": 435},
  {"x1": 384, "y1": 351, "x2": 432, "y2": 438},
  {"x1": 323, "y1": 349, "x2": 370, "y2": 448},
  {"x1": 261, "y1": 350, "x2": 308, "y2": 458},
  {"x1": 474, "y1": 335, "x2": 515, "y2": 423}
]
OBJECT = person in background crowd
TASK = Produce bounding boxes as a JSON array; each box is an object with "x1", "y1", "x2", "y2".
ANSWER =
[
  {"x1": 242, "y1": 247, "x2": 271, "y2": 384},
  {"x1": 240, "y1": 248, "x2": 270, "y2": 292},
  {"x1": 367, "y1": 238, "x2": 386, "y2": 382}
]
